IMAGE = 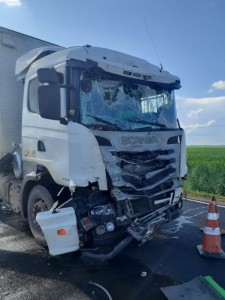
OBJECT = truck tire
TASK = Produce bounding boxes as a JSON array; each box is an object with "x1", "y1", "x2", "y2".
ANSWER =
[{"x1": 27, "y1": 185, "x2": 54, "y2": 246}]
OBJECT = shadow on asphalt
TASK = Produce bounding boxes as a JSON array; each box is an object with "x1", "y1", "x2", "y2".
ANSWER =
[
  {"x1": 0, "y1": 209, "x2": 30, "y2": 234},
  {"x1": 0, "y1": 245, "x2": 176, "y2": 300}
]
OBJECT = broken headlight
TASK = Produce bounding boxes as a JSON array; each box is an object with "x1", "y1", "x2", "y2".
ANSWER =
[{"x1": 90, "y1": 204, "x2": 115, "y2": 216}]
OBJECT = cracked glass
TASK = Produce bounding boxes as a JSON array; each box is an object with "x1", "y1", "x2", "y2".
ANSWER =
[{"x1": 80, "y1": 72, "x2": 177, "y2": 131}]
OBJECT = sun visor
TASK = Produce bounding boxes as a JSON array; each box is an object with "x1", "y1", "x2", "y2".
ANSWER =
[{"x1": 15, "y1": 46, "x2": 63, "y2": 80}]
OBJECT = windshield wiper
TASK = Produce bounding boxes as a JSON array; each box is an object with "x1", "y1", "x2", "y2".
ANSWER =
[
  {"x1": 126, "y1": 118, "x2": 166, "y2": 128},
  {"x1": 86, "y1": 114, "x2": 121, "y2": 130}
]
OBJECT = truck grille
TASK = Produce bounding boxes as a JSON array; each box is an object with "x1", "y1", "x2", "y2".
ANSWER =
[
  {"x1": 117, "y1": 149, "x2": 176, "y2": 191},
  {"x1": 95, "y1": 131, "x2": 183, "y2": 217}
]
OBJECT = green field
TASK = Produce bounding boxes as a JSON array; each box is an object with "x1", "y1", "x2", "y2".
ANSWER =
[{"x1": 184, "y1": 146, "x2": 225, "y2": 202}]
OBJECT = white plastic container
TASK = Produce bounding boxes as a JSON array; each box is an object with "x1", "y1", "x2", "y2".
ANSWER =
[{"x1": 36, "y1": 207, "x2": 79, "y2": 256}]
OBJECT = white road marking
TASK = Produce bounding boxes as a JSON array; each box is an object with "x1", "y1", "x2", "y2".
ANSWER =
[{"x1": 186, "y1": 198, "x2": 225, "y2": 208}]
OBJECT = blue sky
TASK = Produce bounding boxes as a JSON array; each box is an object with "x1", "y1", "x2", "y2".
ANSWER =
[{"x1": 1, "y1": 0, "x2": 225, "y2": 145}]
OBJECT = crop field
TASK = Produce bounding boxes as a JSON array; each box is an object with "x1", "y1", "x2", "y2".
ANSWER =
[{"x1": 184, "y1": 146, "x2": 225, "y2": 201}]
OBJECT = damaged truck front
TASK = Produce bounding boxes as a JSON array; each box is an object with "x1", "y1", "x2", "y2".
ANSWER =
[
  {"x1": 31, "y1": 46, "x2": 187, "y2": 259},
  {"x1": 0, "y1": 41, "x2": 186, "y2": 260}
]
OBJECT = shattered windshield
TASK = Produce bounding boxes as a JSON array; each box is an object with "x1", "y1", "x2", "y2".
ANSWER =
[{"x1": 80, "y1": 72, "x2": 177, "y2": 131}]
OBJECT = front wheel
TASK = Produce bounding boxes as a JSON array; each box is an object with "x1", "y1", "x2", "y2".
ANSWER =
[{"x1": 27, "y1": 185, "x2": 54, "y2": 246}]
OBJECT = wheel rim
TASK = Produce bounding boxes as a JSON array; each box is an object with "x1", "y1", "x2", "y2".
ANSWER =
[{"x1": 32, "y1": 198, "x2": 49, "y2": 231}]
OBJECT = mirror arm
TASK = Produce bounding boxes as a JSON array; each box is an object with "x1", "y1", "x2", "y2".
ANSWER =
[{"x1": 60, "y1": 117, "x2": 69, "y2": 125}]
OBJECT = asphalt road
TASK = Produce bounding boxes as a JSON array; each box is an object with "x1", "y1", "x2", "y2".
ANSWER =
[{"x1": 0, "y1": 199, "x2": 225, "y2": 300}]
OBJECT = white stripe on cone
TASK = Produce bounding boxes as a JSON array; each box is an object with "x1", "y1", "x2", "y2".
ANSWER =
[
  {"x1": 207, "y1": 213, "x2": 218, "y2": 220},
  {"x1": 204, "y1": 226, "x2": 221, "y2": 235}
]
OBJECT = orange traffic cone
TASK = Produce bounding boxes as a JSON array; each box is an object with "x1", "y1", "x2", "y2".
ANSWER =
[
  {"x1": 197, "y1": 200, "x2": 225, "y2": 259},
  {"x1": 200, "y1": 196, "x2": 225, "y2": 235}
]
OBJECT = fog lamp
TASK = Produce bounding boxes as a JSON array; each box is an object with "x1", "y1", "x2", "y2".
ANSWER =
[
  {"x1": 95, "y1": 225, "x2": 106, "y2": 235},
  {"x1": 106, "y1": 222, "x2": 115, "y2": 232}
]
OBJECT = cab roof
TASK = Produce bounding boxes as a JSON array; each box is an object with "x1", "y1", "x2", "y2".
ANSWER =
[{"x1": 16, "y1": 45, "x2": 180, "y2": 87}]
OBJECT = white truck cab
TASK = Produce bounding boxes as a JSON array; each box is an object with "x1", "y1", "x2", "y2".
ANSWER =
[{"x1": 0, "y1": 30, "x2": 186, "y2": 260}]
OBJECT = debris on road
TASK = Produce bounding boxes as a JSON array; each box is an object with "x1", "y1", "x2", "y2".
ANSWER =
[
  {"x1": 0, "y1": 204, "x2": 12, "y2": 214},
  {"x1": 141, "y1": 271, "x2": 147, "y2": 277},
  {"x1": 89, "y1": 281, "x2": 113, "y2": 300}
]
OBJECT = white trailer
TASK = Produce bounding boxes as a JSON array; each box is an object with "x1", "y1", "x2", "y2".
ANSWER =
[
  {"x1": 0, "y1": 27, "x2": 58, "y2": 158},
  {"x1": 0, "y1": 28, "x2": 187, "y2": 260}
]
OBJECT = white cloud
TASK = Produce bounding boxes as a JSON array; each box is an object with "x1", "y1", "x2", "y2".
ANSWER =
[
  {"x1": 0, "y1": 0, "x2": 21, "y2": 6},
  {"x1": 187, "y1": 108, "x2": 203, "y2": 119},
  {"x1": 176, "y1": 96, "x2": 186, "y2": 101},
  {"x1": 183, "y1": 120, "x2": 216, "y2": 133},
  {"x1": 186, "y1": 96, "x2": 225, "y2": 105},
  {"x1": 212, "y1": 80, "x2": 225, "y2": 90},
  {"x1": 208, "y1": 89, "x2": 213, "y2": 93}
]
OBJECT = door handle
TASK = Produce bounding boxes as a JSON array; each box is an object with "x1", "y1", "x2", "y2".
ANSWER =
[{"x1": 37, "y1": 140, "x2": 46, "y2": 152}]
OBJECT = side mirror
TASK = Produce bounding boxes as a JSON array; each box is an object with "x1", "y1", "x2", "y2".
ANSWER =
[
  {"x1": 38, "y1": 85, "x2": 60, "y2": 120},
  {"x1": 37, "y1": 68, "x2": 60, "y2": 84},
  {"x1": 37, "y1": 67, "x2": 63, "y2": 121}
]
